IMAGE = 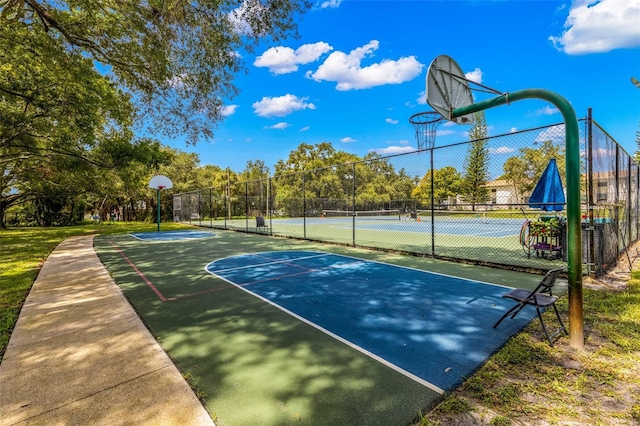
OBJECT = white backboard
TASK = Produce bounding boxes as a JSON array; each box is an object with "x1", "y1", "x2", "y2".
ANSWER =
[
  {"x1": 426, "y1": 55, "x2": 475, "y2": 124},
  {"x1": 149, "y1": 175, "x2": 173, "y2": 190}
]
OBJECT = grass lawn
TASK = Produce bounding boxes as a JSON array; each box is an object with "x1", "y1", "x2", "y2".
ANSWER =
[
  {"x1": 0, "y1": 221, "x2": 189, "y2": 361},
  {"x1": 1, "y1": 223, "x2": 639, "y2": 425}
]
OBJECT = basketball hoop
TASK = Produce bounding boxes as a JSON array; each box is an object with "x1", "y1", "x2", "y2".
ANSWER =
[
  {"x1": 409, "y1": 111, "x2": 444, "y2": 150},
  {"x1": 148, "y1": 175, "x2": 173, "y2": 232}
]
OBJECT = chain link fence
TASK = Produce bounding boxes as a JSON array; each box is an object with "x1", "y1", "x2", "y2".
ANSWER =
[{"x1": 174, "y1": 113, "x2": 638, "y2": 277}]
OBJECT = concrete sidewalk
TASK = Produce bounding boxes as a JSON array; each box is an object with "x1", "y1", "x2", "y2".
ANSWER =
[{"x1": 0, "y1": 235, "x2": 215, "y2": 425}]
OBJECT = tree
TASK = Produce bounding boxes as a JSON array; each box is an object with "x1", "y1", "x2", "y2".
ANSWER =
[
  {"x1": 273, "y1": 143, "x2": 342, "y2": 215},
  {"x1": 412, "y1": 166, "x2": 462, "y2": 206},
  {"x1": 460, "y1": 112, "x2": 490, "y2": 210},
  {"x1": 501, "y1": 139, "x2": 566, "y2": 203},
  {"x1": 1, "y1": 0, "x2": 311, "y2": 143},
  {"x1": 501, "y1": 156, "x2": 529, "y2": 204},
  {"x1": 0, "y1": 18, "x2": 140, "y2": 226},
  {"x1": 241, "y1": 160, "x2": 270, "y2": 215}
]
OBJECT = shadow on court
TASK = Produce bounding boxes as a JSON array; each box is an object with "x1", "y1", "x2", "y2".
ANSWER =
[{"x1": 94, "y1": 230, "x2": 551, "y2": 425}]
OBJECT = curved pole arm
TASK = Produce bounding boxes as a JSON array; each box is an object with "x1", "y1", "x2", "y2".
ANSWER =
[{"x1": 452, "y1": 89, "x2": 584, "y2": 349}]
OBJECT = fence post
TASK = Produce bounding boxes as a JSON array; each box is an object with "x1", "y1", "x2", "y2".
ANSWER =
[
  {"x1": 616, "y1": 144, "x2": 620, "y2": 256},
  {"x1": 628, "y1": 155, "x2": 632, "y2": 251},
  {"x1": 352, "y1": 162, "x2": 356, "y2": 247},
  {"x1": 587, "y1": 109, "x2": 595, "y2": 278},
  {"x1": 245, "y1": 181, "x2": 249, "y2": 233},
  {"x1": 430, "y1": 148, "x2": 435, "y2": 257},
  {"x1": 303, "y1": 172, "x2": 306, "y2": 240},
  {"x1": 268, "y1": 176, "x2": 272, "y2": 235}
]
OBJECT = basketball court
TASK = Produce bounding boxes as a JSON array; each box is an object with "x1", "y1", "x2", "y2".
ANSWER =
[{"x1": 94, "y1": 230, "x2": 554, "y2": 425}]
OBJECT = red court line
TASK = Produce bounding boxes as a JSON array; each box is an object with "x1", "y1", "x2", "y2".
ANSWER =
[{"x1": 108, "y1": 239, "x2": 167, "y2": 302}]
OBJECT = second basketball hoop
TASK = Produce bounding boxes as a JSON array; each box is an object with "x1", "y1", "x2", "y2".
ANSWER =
[{"x1": 409, "y1": 111, "x2": 444, "y2": 151}]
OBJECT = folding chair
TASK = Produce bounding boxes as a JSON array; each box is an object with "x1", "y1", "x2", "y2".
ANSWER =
[
  {"x1": 256, "y1": 216, "x2": 269, "y2": 233},
  {"x1": 493, "y1": 266, "x2": 568, "y2": 346}
]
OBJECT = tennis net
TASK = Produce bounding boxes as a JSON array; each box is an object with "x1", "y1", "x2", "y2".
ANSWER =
[{"x1": 321, "y1": 209, "x2": 402, "y2": 221}]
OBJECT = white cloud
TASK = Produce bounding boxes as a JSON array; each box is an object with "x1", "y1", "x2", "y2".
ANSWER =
[
  {"x1": 370, "y1": 146, "x2": 416, "y2": 155},
  {"x1": 549, "y1": 0, "x2": 640, "y2": 54},
  {"x1": 436, "y1": 129, "x2": 456, "y2": 137},
  {"x1": 535, "y1": 124, "x2": 565, "y2": 143},
  {"x1": 263, "y1": 122, "x2": 290, "y2": 130},
  {"x1": 535, "y1": 105, "x2": 560, "y2": 116},
  {"x1": 220, "y1": 105, "x2": 238, "y2": 117},
  {"x1": 510, "y1": 127, "x2": 518, "y2": 133},
  {"x1": 416, "y1": 90, "x2": 427, "y2": 105},
  {"x1": 319, "y1": 0, "x2": 341, "y2": 8},
  {"x1": 465, "y1": 68, "x2": 483, "y2": 84},
  {"x1": 386, "y1": 118, "x2": 399, "y2": 124},
  {"x1": 254, "y1": 42, "x2": 333, "y2": 74},
  {"x1": 300, "y1": 126, "x2": 310, "y2": 132},
  {"x1": 340, "y1": 137, "x2": 356, "y2": 143},
  {"x1": 252, "y1": 94, "x2": 316, "y2": 117},
  {"x1": 307, "y1": 40, "x2": 424, "y2": 90},
  {"x1": 489, "y1": 146, "x2": 516, "y2": 154}
]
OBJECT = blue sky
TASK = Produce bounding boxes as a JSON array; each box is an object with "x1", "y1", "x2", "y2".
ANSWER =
[{"x1": 174, "y1": 0, "x2": 640, "y2": 175}]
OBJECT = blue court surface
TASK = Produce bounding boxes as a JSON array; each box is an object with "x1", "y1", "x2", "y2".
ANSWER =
[
  {"x1": 130, "y1": 230, "x2": 217, "y2": 241},
  {"x1": 205, "y1": 250, "x2": 536, "y2": 392}
]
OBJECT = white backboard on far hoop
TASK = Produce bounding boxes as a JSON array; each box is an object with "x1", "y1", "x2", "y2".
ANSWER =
[
  {"x1": 426, "y1": 55, "x2": 475, "y2": 124},
  {"x1": 149, "y1": 175, "x2": 173, "y2": 190}
]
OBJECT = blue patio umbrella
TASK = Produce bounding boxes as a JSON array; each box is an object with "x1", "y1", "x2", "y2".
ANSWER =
[{"x1": 528, "y1": 158, "x2": 566, "y2": 211}]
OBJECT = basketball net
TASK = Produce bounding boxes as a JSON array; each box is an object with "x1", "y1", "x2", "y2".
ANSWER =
[{"x1": 409, "y1": 111, "x2": 444, "y2": 151}]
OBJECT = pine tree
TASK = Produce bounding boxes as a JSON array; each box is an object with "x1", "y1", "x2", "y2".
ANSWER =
[{"x1": 461, "y1": 112, "x2": 490, "y2": 211}]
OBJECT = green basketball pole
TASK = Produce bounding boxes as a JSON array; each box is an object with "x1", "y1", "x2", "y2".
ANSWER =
[
  {"x1": 451, "y1": 89, "x2": 584, "y2": 349},
  {"x1": 157, "y1": 189, "x2": 161, "y2": 232}
]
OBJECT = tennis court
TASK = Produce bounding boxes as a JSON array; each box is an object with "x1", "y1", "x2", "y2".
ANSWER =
[{"x1": 94, "y1": 230, "x2": 559, "y2": 425}]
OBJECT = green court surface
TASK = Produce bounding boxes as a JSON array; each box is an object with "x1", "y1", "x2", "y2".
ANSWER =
[{"x1": 94, "y1": 230, "x2": 547, "y2": 425}]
